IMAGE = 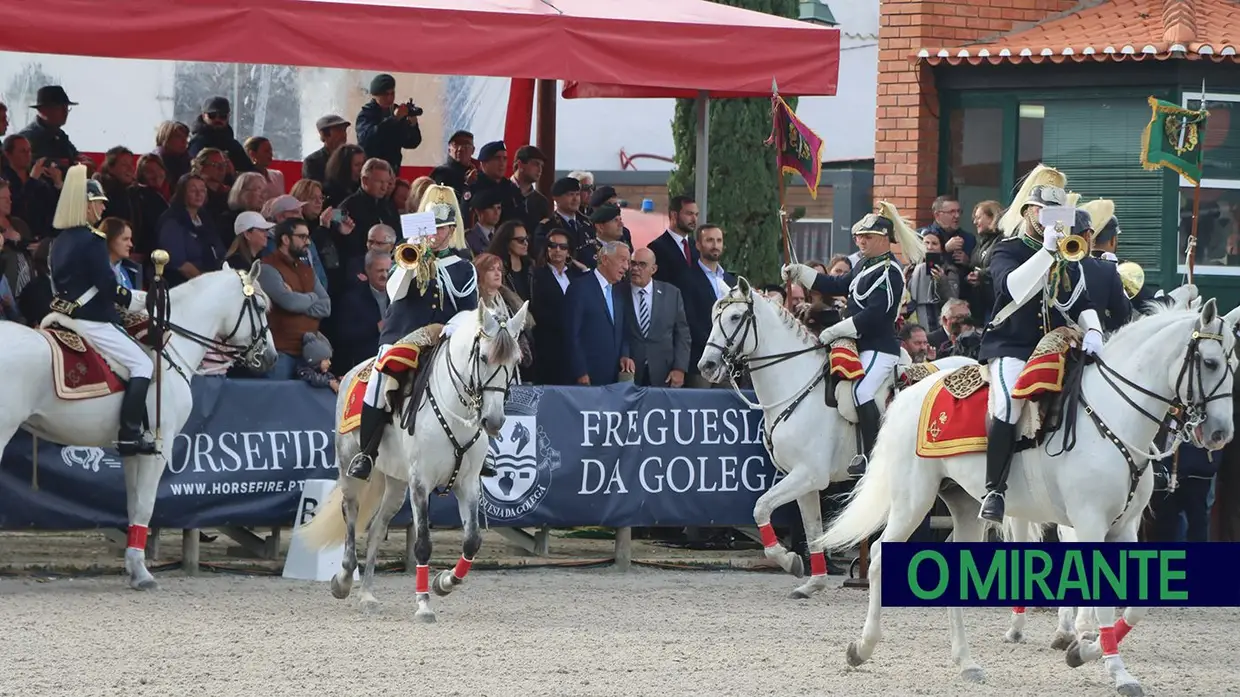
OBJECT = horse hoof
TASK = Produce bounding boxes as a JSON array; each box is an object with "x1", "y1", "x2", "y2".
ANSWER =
[
  {"x1": 1050, "y1": 634, "x2": 1074, "y2": 651},
  {"x1": 359, "y1": 597, "x2": 380, "y2": 614},
  {"x1": 432, "y1": 570, "x2": 454, "y2": 597},
  {"x1": 414, "y1": 609, "x2": 437, "y2": 624},
  {"x1": 788, "y1": 588, "x2": 812, "y2": 600},
  {"x1": 330, "y1": 575, "x2": 352, "y2": 600},
  {"x1": 1065, "y1": 640, "x2": 1085, "y2": 669},
  {"x1": 1116, "y1": 683, "x2": 1144, "y2": 697},
  {"x1": 789, "y1": 555, "x2": 806, "y2": 579},
  {"x1": 1003, "y1": 629, "x2": 1024, "y2": 644},
  {"x1": 130, "y1": 577, "x2": 158, "y2": 591},
  {"x1": 960, "y1": 667, "x2": 986, "y2": 684},
  {"x1": 845, "y1": 642, "x2": 866, "y2": 667}
]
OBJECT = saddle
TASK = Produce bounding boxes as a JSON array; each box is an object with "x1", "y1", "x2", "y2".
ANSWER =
[
  {"x1": 338, "y1": 324, "x2": 445, "y2": 436},
  {"x1": 36, "y1": 309, "x2": 164, "y2": 401}
]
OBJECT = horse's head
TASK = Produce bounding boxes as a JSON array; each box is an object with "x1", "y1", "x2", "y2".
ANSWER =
[
  {"x1": 448, "y1": 301, "x2": 527, "y2": 438},
  {"x1": 226, "y1": 261, "x2": 278, "y2": 373},
  {"x1": 1170, "y1": 298, "x2": 1236, "y2": 450},
  {"x1": 697, "y1": 276, "x2": 760, "y2": 383}
]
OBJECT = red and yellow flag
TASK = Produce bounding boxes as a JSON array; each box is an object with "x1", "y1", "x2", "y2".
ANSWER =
[{"x1": 767, "y1": 89, "x2": 825, "y2": 199}]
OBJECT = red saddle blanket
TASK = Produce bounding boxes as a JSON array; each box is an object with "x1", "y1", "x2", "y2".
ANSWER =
[
  {"x1": 338, "y1": 344, "x2": 424, "y2": 435},
  {"x1": 828, "y1": 343, "x2": 864, "y2": 380},
  {"x1": 916, "y1": 379, "x2": 990, "y2": 458},
  {"x1": 37, "y1": 328, "x2": 126, "y2": 401}
]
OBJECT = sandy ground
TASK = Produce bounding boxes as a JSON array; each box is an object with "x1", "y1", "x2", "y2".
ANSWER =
[{"x1": 2, "y1": 537, "x2": 1238, "y2": 697}]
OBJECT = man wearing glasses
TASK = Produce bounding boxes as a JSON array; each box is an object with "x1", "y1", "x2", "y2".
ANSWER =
[{"x1": 187, "y1": 96, "x2": 255, "y2": 177}]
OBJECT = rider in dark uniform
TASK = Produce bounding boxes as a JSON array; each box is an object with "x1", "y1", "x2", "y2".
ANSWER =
[
  {"x1": 348, "y1": 185, "x2": 479, "y2": 481},
  {"x1": 977, "y1": 169, "x2": 1104, "y2": 523},
  {"x1": 782, "y1": 202, "x2": 924, "y2": 478},
  {"x1": 48, "y1": 164, "x2": 158, "y2": 456},
  {"x1": 1082, "y1": 197, "x2": 1156, "y2": 315},
  {"x1": 1076, "y1": 200, "x2": 1131, "y2": 334}
]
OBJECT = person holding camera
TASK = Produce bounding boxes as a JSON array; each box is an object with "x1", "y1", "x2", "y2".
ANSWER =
[
  {"x1": 905, "y1": 230, "x2": 959, "y2": 332},
  {"x1": 356, "y1": 74, "x2": 423, "y2": 175}
]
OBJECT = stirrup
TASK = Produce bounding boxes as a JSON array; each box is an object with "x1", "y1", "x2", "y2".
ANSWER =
[
  {"x1": 846, "y1": 454, "x2": 867, "y2": 477},
  {"x1": 346, "y1": 452, "x2": 375, "y2": 481},
  {"x1": 978, "y1": 491, "x2": 1005, "y2": 522},
  {"x1": 116, "y1": 433, "x2": 158, "y2": 456}
]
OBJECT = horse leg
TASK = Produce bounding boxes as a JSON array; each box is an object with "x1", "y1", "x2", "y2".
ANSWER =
[
  {"x1": 846, "y1": 476, "x2": 939, "y2": 668},
  {"x1": 1000, "y1": 519, "x2": 1034, "y2": 645},
  {"x1": 788, "y1": 488, "x2": 829, "y2": 600},
  {"x1": 409, "y1": 482, "x2": 436, "y2": 623},
  {"x1": 434, "y1": 478, "x2": 482, "y2": 597},
  {"x1": 1051, "y1": 607, "x2": 1078, "y2": 650},
  {"x1": 330, "y1": 477, "x2": 363, "y2": 600},
  {"x1": 940, "y1": 488, "x2": 987, "y2": 683},
  {"x1": 357, "y1": 474, "x2": 406, "y2": 613},
  {"x1": 123, "y1": 452, "x2": 166, "y2": 590},
  {"x1": 751, "y1": 466, "x2": 815, "y2": 579},
  {"x1": 1065, "y1": 523, "x2": 1145, "y2": 697}
]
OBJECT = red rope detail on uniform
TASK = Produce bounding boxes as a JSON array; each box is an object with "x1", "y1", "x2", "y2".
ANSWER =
[
  {"x1": 416, "y1": 564, "x2": 430, "y2": 595},
  {"x1": 127, "y1": 525, "x2": 148, "y2": 550},
  {"x1": 453, "y1": 556, "x2": 473, "y2": 580},
  {"x1": 758, "y1": 523, "x2": 779, "y2": 548},
  {"x1": 1013, "y1": 607, "x2": 1026, "y2": 614},
  {"x1": 810, "y1": 552, "x2": 828, "y2": 576},
  {"x1": 1099, "y1": 625, "x2": 1119, "y2": 656},
  {"x1": 1113, "y1": 617, "x2": 1133, "y2": 644}
]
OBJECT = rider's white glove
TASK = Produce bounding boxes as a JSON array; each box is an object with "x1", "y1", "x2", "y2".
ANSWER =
[
  {"x1": 1042, "y1": 225, "x2": 1065, "y2": 253},
  {"x1": 817, "y1": 317, "x2": 858, "y2": 345},
  {"x1": 781, "y1": 263, "x2": 818, "y2": 289},
  {"x1": 1082, "y1": 329, "x2": 1103, "y2": 356}
]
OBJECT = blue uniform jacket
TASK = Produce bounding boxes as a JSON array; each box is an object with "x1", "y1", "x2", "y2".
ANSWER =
[
  {"x1": 379, "y1": 252, "x2": 478, "y2": 347},
  {"x1": 978, "y1": 238, "x2": 1096, "y2": 363},
  {"x1": 810, "y1": 253, "x2": 903, "y2": 355},
  {"x1": 1081, "y1": 256, "x2": 1131, "y2": 333},
  {"x1": 48, "y1": 224, "x2": 132, "y2": 325}
]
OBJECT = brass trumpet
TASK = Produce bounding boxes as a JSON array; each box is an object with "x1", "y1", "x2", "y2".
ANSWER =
[
  {"x1": 393, "y1": 240, "x2": 425, "y2": 270},
  {"x1": 1118, "y1": 261, "x2": 1145, "y2": 299},
  {"x1": 1055, "y1": 224, "x2": 1089, "y2": 262}
]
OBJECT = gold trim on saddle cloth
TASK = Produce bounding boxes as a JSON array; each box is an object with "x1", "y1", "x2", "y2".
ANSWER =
[
  {"x1": 337, "y1": 359, "x2": 376, "y2": 435},
  {"x1": 916, "y1": 379, "x2": 990, "y2": 457},
  {"x1": 941, "y1": 363, "x2": 987, "y2": 400},
  {"x1": 901, "y1": 362, "x2": 940, "y2": 386},
  {"x1": 1030, "y1": 326, "x2": 1082, "y2": 359},
  {"x1": 38, "y1": 329, "x2": 116, "y2": 400}
]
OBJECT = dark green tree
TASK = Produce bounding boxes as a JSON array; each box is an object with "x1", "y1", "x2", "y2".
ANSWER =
[{"x1": 667, "y1": 0, "x2": 799, "y2": 284}]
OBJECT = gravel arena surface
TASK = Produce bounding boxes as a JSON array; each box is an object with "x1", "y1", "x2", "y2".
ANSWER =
[{"x1": 1, "y1": 531, "x2": 1238, "y2": 697}]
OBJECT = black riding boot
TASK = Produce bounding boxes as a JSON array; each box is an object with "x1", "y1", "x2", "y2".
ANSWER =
[
  {"x1": 346, "y1": 403, "x2": 386, "y2": 481},
  {"x1": 116, "y1": 377, "x2": 158, "y2": 456},
  {"x1": 979, "y1": 419, "x2": 1018, "y2": 523},
  {"x1": 846, "y1": 400, "x2": 882, "y2": 477}
]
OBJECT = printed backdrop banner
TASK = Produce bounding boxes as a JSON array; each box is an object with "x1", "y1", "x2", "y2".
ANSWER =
[{"x1": 0, "y1": 379, "x2": 802, "y2": 531}]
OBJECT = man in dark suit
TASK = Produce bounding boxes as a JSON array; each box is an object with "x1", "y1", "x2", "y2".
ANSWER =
[
  {"x1": 679, "y1": 224, "x2": 736, "y2": 388},
  {"x1": 530, "y1": 229, "x2": 583, "y2": 385},
  {"x1": 648, "y1": 195, "x2": 700, "y2": 288},
  {"x1": 465, "y1": 187, "x2": 502, "y2": 257},
  {"x1": 619, "y1": 247, "x2": 690, "y2": 387},
  {"x1": 328, "y1": 249, "x2": 390, "y2": 374},
  {"x1": 564, "y1": 240, "x2": 634, "y2": 386}
]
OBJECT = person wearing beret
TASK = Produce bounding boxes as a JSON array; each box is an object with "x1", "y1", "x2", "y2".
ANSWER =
[
  {"x1": 355, "y1": 73, "x2": 423, "y2": 174},
  {"x1": 534, "y1": 176, "x2": 593, "y2": 265},
  {"x1": 465, "y1": 186, "x2": 504, "y2": 257},
  {"x1": 466, "y1": 140, "x2": 523, "y2": 226},
  {"x1": 576, "y1": 204, "x2": 633, "y2": 270},
  {"x1": 589, "y1": 185, "x2": 633, "y2": 250}
]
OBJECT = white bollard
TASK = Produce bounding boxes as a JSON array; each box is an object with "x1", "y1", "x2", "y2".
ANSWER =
[{"x1": 282, "y1": 479, "x2": 357, "y2": 582}]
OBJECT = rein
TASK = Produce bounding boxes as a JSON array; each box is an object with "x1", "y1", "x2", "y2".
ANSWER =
[{"x1": 145, "y1": 272, "x2": 272, "y2": 383}]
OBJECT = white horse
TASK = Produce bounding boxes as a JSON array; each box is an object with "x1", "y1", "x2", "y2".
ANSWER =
[
  {"x1": 816, "y1": 297, "x2": 1238, "y2": 696},
  {"x1": 298, "y1": 302, "x2": 528, "y2": 621},
  {"x1": 1001, "y1": 283, "x2": 1205, "y2": 648},
  {"x1": 696, "y1": 277, "x2": 975, "y2": 599},
  {"x1": 0, "y1": 263, "x2": 277, "y2": 590}
]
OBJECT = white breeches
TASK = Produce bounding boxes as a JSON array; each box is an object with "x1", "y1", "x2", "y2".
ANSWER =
[
  {"x1": 854, "y1": 350, "x2": 900, "y2": 405},
  {"x1": 987, "y1": 357, "x2": 1027, "y2": 424},
  {"x1": 363, "y1": 343, "x2": 392, "y2": 408},
  {"x1": 75, "y1": 320, "x2": 153, "y2": 379}
]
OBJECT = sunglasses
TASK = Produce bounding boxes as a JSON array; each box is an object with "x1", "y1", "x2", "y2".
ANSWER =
[
  {"x1": 546, "y1": 242, "x2": 569, "y2": 250},
  {"x1": 512, "y1": 236, "x2": 529, "y2": 244}
]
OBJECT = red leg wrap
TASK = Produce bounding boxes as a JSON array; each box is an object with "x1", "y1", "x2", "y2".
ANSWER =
[
  {"x1": 1113, "y1": 617, "x2": 1133, "y2": 644},
  {"x1": 415, "y1": 564, "x2": 429, "y2": 595},
  {"x1": 1013, "y1": 607, "x2": 1026, "y2": 614},
  {"x1": 127, "y1": 525, "x2": 149, "y2": 550},
  {"x1": 809, "y1": 552, "x2": 828, "y2": 576},
  {"x1": 453, "y1": 556, "x2": 473, "y2": 581},
  {"x1": 758, "y1": 523, "x2": 779, "y2": 548},
  {"x1": 1099, "y1": 625, "x2": 1119, "y2": 656}
]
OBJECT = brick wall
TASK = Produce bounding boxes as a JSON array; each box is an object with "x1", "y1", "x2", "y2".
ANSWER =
[{"x1": 876, "y1": 0, "x2": 1077, "y2": 227}]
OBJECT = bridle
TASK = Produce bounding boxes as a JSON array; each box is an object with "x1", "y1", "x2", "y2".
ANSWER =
[
  {"x1": 1069, "y1": 315, "x2": 1234, "y2": 522},
  {"x1": 147, "y1": 270, "x2": 272, "y2": 384},
  {"x1": 421, "y1": 321, "x2": 516, "y2": 496}
]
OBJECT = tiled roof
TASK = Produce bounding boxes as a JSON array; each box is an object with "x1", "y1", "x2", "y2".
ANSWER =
[{"x1": 915, "y1": 0, "x2": 1240, "y2": 65}]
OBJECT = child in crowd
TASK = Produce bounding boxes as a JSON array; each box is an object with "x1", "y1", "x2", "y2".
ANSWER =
[{"x1": 298, "y1": 331, "x2": 340, "y2": 393}]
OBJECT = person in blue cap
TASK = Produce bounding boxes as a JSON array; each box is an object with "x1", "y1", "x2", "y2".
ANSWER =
[{"x1": 356, "y1": 73, "x2": 423, "y2": 173}]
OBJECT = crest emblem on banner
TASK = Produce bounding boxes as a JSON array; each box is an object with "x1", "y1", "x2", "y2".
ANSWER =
[{"x1": 480, "y1": 388, "x2": 557, "y2": 521}]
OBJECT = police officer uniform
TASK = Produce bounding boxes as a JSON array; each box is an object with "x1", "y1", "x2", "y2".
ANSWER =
[
  {"x1": 977, "y1": 179, "x2": 1104, "y2": 523},
  {"x1": 534, "y1": 177, "x2": 593, "y2": 260},
  {"x1": 48, "y1": 166, "x2": 157, "y2": 456},
  {"x1": 783, "y1": 202, "x2": 924, "y2": 478},
  {"x1": 348, "y1": 198, "x2": 480, "y2": 481},
  {"x1": 575, "y1": 204, "x2": 633, "y2": 270},
  {"x1": 466, "y1": 141, "x2": 523, "y2": 225}
]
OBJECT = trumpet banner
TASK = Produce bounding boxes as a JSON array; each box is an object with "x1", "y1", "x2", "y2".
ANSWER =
[{"x1": 1140, "y1": 96, "x2": 1208, "y2": 185}]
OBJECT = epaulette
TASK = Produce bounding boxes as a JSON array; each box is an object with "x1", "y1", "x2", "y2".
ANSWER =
[
  {"x1": 90, "y1": 226, "x2": 106, "y2": 239},
  {"x1": 539, "y1": 218, "x2": 550, "y2": 225}
]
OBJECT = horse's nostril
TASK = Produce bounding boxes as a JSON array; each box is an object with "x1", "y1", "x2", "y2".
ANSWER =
[{"x1": 1212, "y1": 429, "x2": 1227, "y2": 443}]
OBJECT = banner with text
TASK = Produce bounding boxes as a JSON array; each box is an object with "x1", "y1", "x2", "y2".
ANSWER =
[{"x1": 0, "y1": 379, "x2": 803, "y2": 530}]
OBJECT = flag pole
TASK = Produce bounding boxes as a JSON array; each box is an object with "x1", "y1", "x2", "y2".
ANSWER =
[
  {"x1": 1187, "y1": 79, "x2": 1206, "y2": 286},
  {"x1": 772, "y1": 78, "x2": 794, "y2": 270}
]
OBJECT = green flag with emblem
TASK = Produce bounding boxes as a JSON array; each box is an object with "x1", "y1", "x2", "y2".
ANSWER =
[{"x1": 1140, "y1": 96, "x2": 1208, "y2": 185}]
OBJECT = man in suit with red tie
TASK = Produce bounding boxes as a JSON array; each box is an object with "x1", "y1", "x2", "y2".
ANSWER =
[
  {"x1": 564, "y1": 240, "x2": 634, "y2": 386},
  {"x1": 648, "y1": 195, "x2": 700, "y2": 287}
]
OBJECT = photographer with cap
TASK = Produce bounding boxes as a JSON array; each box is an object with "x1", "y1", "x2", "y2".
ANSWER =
[
  {"x1": 356, "y1": 74, "x2": 423, "y2": 174},
  {"x1": 18, "y1": 85, "x2": 91, "y2": 170}
]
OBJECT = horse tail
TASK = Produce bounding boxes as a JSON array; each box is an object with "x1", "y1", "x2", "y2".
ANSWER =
[
  {"x1": 999, "y1": 517, "x2": 1049, "y2": 543},
  {"x1": 813, "y1": 411, "x2": 904, "y2": 553},
  {"x1": 297, "y1": 477, "x2": 388, "y2": 550}
]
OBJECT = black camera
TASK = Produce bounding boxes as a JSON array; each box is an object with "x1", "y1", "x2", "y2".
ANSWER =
[{"x1": 403, "y1": 99, "x2": 424, "y2": 118}]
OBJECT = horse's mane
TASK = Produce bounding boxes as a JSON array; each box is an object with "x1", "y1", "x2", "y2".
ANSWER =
[
  {"x1": 446, "y1": 307, "x2": 521, "y2": 366},
  {"x1": 1105, "y1": 306, "x2": 1198, "y2": 353},
  {"x1": 746, "y1": 289, "x2": 820, "y2": 346}
]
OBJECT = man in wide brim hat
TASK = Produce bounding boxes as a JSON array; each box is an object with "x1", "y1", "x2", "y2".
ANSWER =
[{"x1": 19, "y1": 84, "x2": 86, "y2": 167}]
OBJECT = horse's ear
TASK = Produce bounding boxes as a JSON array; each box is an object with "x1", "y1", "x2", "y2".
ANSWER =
[
  {"x1": 482, "y1": 308, "x2": 501, "y2": 336},
  {"x1": 736, "y1": 276, "x2": 751, "y2": 296},
  {"x1": 1223, "y1": 302, "x2": 1240, "y2": 328},
  {"x1": 248, "y1": 259, "x2": 262, "y2": 283},
  {"x1": 507, "y1": 301, "x2": 530, "y2": 337},
  {"x1": 1199, "y1": 297, "x2": 1218, "y2": 327}
]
